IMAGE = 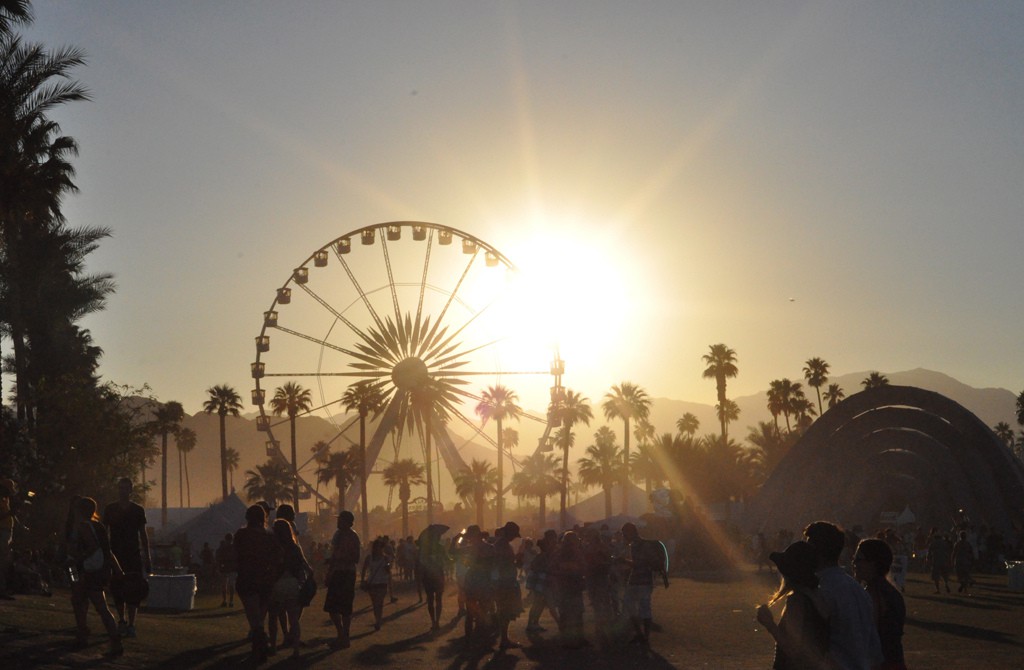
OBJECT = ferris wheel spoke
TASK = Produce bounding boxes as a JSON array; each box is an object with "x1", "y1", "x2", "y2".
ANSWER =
[
  {"x1": 416, "y1": 247, "x2": 479, "y2": 358},
  {"x1": 414, "y1": 232, "x2": 433, "y2": 343},
  {"x1": 263, "y1": 371, "x2": 391, "y2": 378},
  {"x1": 334, "y1": 247, "x2": 388, "y2": 336},
  {"x1": 379, "y1": 234, "x2": 403, "y2": 327},
  {"x1": 435, "y1": 369, "x2": 548, "y2": 376},
  {"x1": 430, "y1": 339, "x2": 502, "y2": 370},
  {"x1": 294, "y1": 283, "x2": 374, "y2": 344}
]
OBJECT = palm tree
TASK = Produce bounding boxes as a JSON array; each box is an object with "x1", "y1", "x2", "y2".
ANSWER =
[
  {"x1": 801, "y1": 357, "x2": 830, "y2": 416},
  {"x1": 475, "y1": 385, "x2": 521, "y2": 525},
  {"x1": 203, "y1": 385, "x2": 243, "y2": 499},
  {"x1": 244, "y1": 459, "x2": 294, "y2": 508},
  {"x1": 994, "y1": 422, "x2": 1015, "y2": 450},
  {"x1": 270, "y1": 381, "x2": 313, "y2": 512},
  {"x1": 772, "y1": 379, "x2": 804, "y2": 433},
  {"x1": 746, "y1": 421, "x2": 791, "y2": 478},
  {"x1": 577, "y1": 426, "x2": 626, "y2": 518},
  {"x1": 553, "y1": 389, "x2": 593, "y2": 529},
  {"x1": 823, "y1": 383, "x2": 845, "y2": 409},
  {"x1": 602, "y1": 382, "x2": 651, "y2": 515},
  {"x1": 510, "y1": 452, "x2": 561, "y2": 529},
  {"x1": 767, "y1": 380, "x2": 785, "y2": 433},
  {"x1": 861, "y1": 372, "x2": 890, "y2": 390},
  {"x1": 702, "y1": 344, "x2": 738, "y2": 438},
  {"x1": 382, "y1": 458, "x2": 425, "y2": 537},
  {"x1": 310, "y1": 439, "x2": 331, "y2": 497},
  {"x1": 1015, "y1": 390, "x2": 1024, "y2": 429},
  {"x1": 176, "y1": 426, "x2": 197, "y2": 507},
  {"x1": 716, "y1": 399, "x2": 741, "y2": 438},
  {"x1": 341, "y1": 380, "x2": 385, "y2": 540},
  {"x1": 150, "y1": 401, "x2": 183, "y2": 528},
  {"x1": 453, "y1": 459, "x2": 498, "y2": 527},
  {"x1": 316, "y1": 447, "x2": 361, "y2": 513},
  {"x1": 629, "y1": 443, "x2": 664, "y2": 496},
  {"x1": 224, "y1": 447, "x2": 240, "y2": 493},
  {"x1": 0, "y1": 24, "x2": 91, "y2": 426},
  {"x1": 676, "y1": 413, "x2": 700, "y2": 438}
]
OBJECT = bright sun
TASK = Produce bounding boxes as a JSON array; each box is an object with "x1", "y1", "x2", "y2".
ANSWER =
[{"x1": 491, "y1": 221, "x2": 637, "y2": 400}]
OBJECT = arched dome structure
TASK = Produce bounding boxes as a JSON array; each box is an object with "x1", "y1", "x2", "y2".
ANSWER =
[{"x1": 746, "y1": 386, "x2": 1024, "y2": 533}]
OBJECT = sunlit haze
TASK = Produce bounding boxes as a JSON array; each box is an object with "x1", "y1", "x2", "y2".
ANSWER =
[{"x1": 24, "y1": 1, "x2": 1024, "y2": 416}]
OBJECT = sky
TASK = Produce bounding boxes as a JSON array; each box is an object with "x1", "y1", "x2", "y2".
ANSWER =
[{"x1": 22, "y1": 1, "x2": 1024, "y2": 418}]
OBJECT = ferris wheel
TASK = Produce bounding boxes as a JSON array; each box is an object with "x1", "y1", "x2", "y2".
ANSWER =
[{"x1": 250, "y1": 222, "x2": 560, "y2": 513}]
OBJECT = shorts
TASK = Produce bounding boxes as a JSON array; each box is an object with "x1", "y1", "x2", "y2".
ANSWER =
[
  {"x1": 236, "y1": 576, "x2": 272, "y2": 601},
  {"x1": 323, "y1": 570, "x2": 356, "y2": 616},
  {"x1": 224, "y1": 571, "x2": 237, "y2": 589},
  {"x1": 623, "y1": 583, "x2": 654, "y2": 620},
  {"x1": 271, "y1": 574, "x2": 300, "y2": 607}
]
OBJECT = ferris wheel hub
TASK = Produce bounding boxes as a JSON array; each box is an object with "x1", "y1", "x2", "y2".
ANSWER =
[{"x1": 392, "y1": 356, "x2": 429, "y2": 390}]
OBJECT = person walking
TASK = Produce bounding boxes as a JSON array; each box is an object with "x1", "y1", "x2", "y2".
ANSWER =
[
  {"x1": 269, "y1": 519, "x2": 312, "y2": 659},
  {"x1": 853, "y1": 539, "x2": 907, "y2": 670},
  {"x1": 361, "y1": 538, "x2": 392, "y2": 631},
  {"x1": 417, "y1": 526, "x2": 451, "y2": 631},
  {"x1": 926, "y1": 528, "x2": 952, "y2": 594},
  {"x1": 756, "y1": 541, "x2": 831, "y2": 670},
  {"x1": 803, "y1": 521, "x2": 882, "y2": 670},
  {"x1": 0, "y1": 478, "x2": 18, "y2": 600},
  {"x1": 216, "y1": 533, "x2": 237, "y2": 607},
  {"x1": 66, "y1": 496, "x2": 123, "y2": 657},
  {"x1": 234, "y1": 504, "x2": 281, "y2": 662},
  {"x1": 952, "y1": 530, "x2": 975, "y2": 594},
  {"x1": 323, "y1": 510, "x2": 360, "y2": 648},
  {"x1": 102, "y1": 477, "x2": 151, "y2": 639},
  {"x1": 492, "y1": 521, "x2": 524, "y2": 650},
  {"x1": 620, "y1": 522, "x2": 669, "y2": 647}
]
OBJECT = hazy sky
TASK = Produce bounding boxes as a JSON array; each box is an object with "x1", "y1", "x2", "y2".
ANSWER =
[{"x1": 25, "y1": 1, "x2": 1024, "y2": 416}]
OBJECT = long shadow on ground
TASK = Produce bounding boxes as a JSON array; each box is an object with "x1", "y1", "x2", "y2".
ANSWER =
[{"x1": 905, "y1": 616, "x2": 1023, "y2": 646}]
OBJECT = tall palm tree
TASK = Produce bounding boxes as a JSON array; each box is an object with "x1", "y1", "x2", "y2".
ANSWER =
[
  {"x1": 310, "y1": 439, "x2": 331, "y2": 498},
  {"x1": 341, "y1": 380, "x2": 385, "y2": 540},
  {"x1": 316, "y1": 447, "x2": 360, "y2": 513},
  {"x1": 676, "y1": 413, "x2": 700, "y2": 438},
  {"x1": 475, "y1": 385, "x2": 521, "y2": 525},
  {"x1": 823, "y1": 383, "x2": 845, "y2": 409},
  {"x1": 577, "y1": 426, "x2": 626, "y2": 518},
  {"x1": 802, "y1": 357, "x2": 830, "y2": 417},
  {"x1": 553, "y1": 389, "x2": 592, "y2": 529},
  {"x1": 861, "y1": 372, "x2": 890, "y2": 390},
  {"x1": 1015, "y1": 390, "x2": 1024, "y2": 429},
  {"x1": 176, "y1": 426, "x2": 197, "y2": 507},
  {"x1": 0, "y1": 26, "x2": 91, "y2": 426},
  {"x1": 270, "y1": 381, "x2": 312, "y2": 512},
  {"x1": 150, "y1": 401, "x2": 183, "y2": 528},
  {"x1": 203, "y1": 384, "x2": 242, "y2": 500},
  {"x1": 766, "y1": 380, "x2": 785, "y2": 433},
  {"x1": 602, "y1": 382, "x2": 651, "y2": 515},
  {"x1": 453, "y1": 459, "x2": 498, "y2": 527},
  {"x1": 510, "y1": 452, "x2": 561, "y2": 529},
  {"x1": 224, "y1": 447, "x2": 240, "y2": 494},
  {"x1": 407, "y1": 378, "x2": 455, "y2": 525},
  {"x1": 702, "y1": 344, "x2": 738, "y2": 438},
  {"x1": 382, "y1": 458, "x2": 425, "y2": 537},
  {"x1": 244, "y1": 459, "x2": 294, "y2": 508}
]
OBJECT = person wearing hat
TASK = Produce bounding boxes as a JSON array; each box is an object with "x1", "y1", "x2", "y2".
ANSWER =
[
  {"x1": 492, "y1": 521, "x2": 524, "y2": 649},
  {"x1": 755, "y1": 541, "x2": 831, "y2": 670},
  {"x1": 323, "y1": 510, "x2": 360, "y2": 648}
]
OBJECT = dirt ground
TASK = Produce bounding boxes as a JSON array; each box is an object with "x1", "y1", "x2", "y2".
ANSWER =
[{"x1": 1, "y1": 568, "x2": 1021, "y2": 669}]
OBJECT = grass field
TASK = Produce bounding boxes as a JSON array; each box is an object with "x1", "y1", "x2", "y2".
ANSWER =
[{"x1": 1, "y1": 568, "x2": 1021, "y2": 669}]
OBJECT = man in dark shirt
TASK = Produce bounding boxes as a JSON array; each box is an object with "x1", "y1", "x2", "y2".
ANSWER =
[
  {"x1": 323, "y1": 510, "x2": 360, "y2": 648},
  {"x1": 103, "y1": 477, "x2": 151, "y2": 638},
  {"x1": 620, "y1": 522, "x2": 668, "y2": 646}
]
